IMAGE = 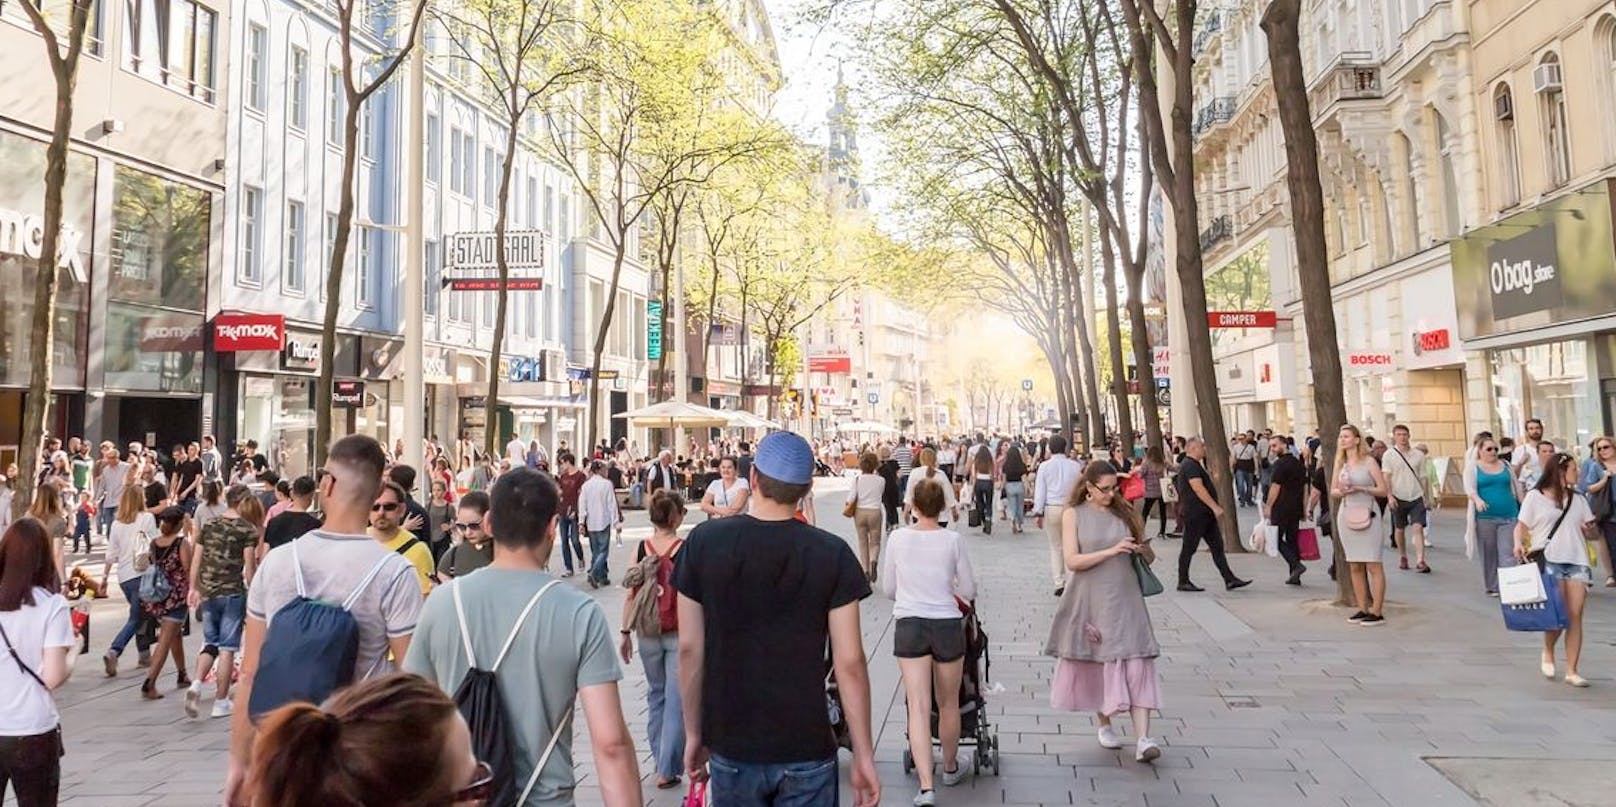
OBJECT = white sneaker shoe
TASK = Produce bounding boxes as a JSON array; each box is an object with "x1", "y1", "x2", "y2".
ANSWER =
[
  {"x1": 1097, "y1": 724, "x2": 1123, "y2": 749},
  {"x1": 912, "y1": 789, "x2": 936, "y2": 806},
  {"x1": 1135, "y1": 737, "x2": 1161, "y2": 763},
  {"x1": 210, "y1": 699, "x2": 234, "y2": 719},
  {"x1": 184, "y1": 685, "x2": 202, "y2": 719},
  {"x1": 940, "y1": 754, "x2": 968, "y2": 786}
]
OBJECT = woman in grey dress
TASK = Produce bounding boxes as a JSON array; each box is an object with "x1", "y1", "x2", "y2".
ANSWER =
[
  {"x1": 1046, "y1": 461, "x2": 1164, "y2": 763},
  {"x1": 1332, "y1": 425, "x2": 1391, "y2": 626}
]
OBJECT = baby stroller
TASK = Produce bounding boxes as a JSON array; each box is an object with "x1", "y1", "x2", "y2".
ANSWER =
[{"x1": 899, "y1": 601, "x2": 1001, "y2": 776}]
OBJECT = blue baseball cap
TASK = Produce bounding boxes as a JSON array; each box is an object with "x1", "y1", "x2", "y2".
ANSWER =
[{"x1": 753, "y1": 431, "x2": 814, "y2": 485}]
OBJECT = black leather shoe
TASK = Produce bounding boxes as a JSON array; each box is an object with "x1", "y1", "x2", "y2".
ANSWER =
[
  {"x1": 1226, "y1": 578, "x2": 1253, "y2": 591},
  {"x1": 1176, "y1": 582, "x2": 1204, "y2": 592}
]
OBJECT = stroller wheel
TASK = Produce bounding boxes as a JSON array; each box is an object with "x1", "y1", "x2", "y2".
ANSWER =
[{"x1": 902, "y1": 749, "x2": 914, "y2": 774}]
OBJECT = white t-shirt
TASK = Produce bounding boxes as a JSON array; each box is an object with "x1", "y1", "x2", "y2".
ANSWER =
[
  {"x1": 0, "y1": 588, "x2": 73, "y2": 735},
  {"x1": 1518, "y1": 489, "x2": 1594, "y2": 567},
  {"x1": 107, "y1": 512, "x2": 158, "y2": 583},
  {"x1": 506, "y1": 438, "x2": 527, "y2": 464},
  {"x1": 704, "y1": 477, "x2": 749, "y2": 510},
  {"x1": 878, "y1": 527, "x2": 977, "y2": 619},
  {"x1": 904, "y1": 467, "x2": 958, "y2": 514},
  {"x1": 846, "y1": 473, "x2": 886, "y2": 510}
]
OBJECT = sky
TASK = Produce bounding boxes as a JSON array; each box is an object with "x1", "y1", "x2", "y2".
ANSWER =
[{"x1": 763, "y1": 0, "x2": 846, "y2": 145}]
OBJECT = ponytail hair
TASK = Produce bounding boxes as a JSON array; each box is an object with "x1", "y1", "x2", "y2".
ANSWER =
[{"x1": 249, "y1": 673, "x2": 461, "y2": 807}]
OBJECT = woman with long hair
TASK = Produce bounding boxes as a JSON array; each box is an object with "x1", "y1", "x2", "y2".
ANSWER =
[
  {"x1": 1137, "y1": 447, "x2": 1170, "y2": 539},
  {"x1": 138, "y1": 507, "x2": 191, "y2": 699},
  {"x1": 619, "y1": 490, "x2": 688, "y2": 790},
  {"x1": 99, "y1": 485, "x2": 158, "y2": 676},
  {"x1": 904, "y1": 448, "x2": 959, "y2": 527},
  {"x1": 247, "y1": 673, "x2": 487, "y2": 807},
  {"x1": 1001, "y1": 441, "x2": 1030, "y2": 534},
  {"x1": 881, "y1": 478, "x2": 977, "y2": 804},
  {"x1": 1515, "y1": 452, "x2": 1597, "y2": 686},
  {"x1": 1332, "y1": 425, "x2": 1391, "y2": 626},
  {"x1": 0, "y1": 518, "x2": 75, "y2": 807},
  {"x1": 193, "y1": 480, "x2": 226, "y2": 531},
  {"x1": 1047, "y1": 461, "x2": 1163, "y2": 763},
  {"x1": 1469, "y1": 434, "x2": 1519, "y2": 596},
  {"x1": 26, "y1": 482, "x2": 69, "y2": 586},
  {"x1": 846, "y1": 452, "x2": 888, "y2": 581},
  {"x1": 1576, "y1": 435, "x2": 1616, "y2": 587}
]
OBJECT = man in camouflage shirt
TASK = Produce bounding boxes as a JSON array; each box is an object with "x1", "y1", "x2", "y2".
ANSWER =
[{"x1": 184, "y1": 486, "x2": 259, "y2": 719}]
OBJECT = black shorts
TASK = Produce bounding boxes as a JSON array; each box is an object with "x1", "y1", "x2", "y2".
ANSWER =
[
  {"x1": 1391, "y1": 498, "x2": 1427, "y2": 530},
  {"x1": 894, "y1": 617, "x2": 966, "y2": 662}
]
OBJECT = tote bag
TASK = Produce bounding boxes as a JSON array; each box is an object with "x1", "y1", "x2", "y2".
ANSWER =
[{"x1": 1502, "y1": 569, "x2": 1569, "y2": 632}]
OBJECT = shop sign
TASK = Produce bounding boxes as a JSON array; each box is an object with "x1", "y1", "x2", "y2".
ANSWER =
[
  {"x1": 1487, "y1": 225, "x2": 1563, "y2": 319},
  {"x1": 1413, "y1": 328, "x2": 1451, "y2": 355},
  {"x1": 1207, "y1": 310, "x2": 1277, "y2": 328},
  {"x1": 332, "y1": 380, "x2": 366, "y2": 408},
  {"x1": 647, "y1": 300, "x2": 663, "y2": 360},
  {"x1": 447, "y1": 230, "x2": 547, "y2": 270},
  {"x1": 709, "y1": 322, "x2": 741, "y2": 346},
  {"x1": 214, "y1": 313, "x2": 285, "y2": 352},
  {"x1": 808, "y1": 351, "x2": 852, "y2": 374},
  {"x1": 867, "y1": 391, "x2": 879, "y2": 404},
  {"x1": 445, "y1": 277, "x2": 542, "y2": 291},
  {"x1": 282, "y1": 336, "x2": 321, "y2": 370},
  {"x1": 1347, "y1": 352, "x2": 1394, "y2": 369},
  {"x1": 507, "y1": 355, "x2": 546, "y2": 382},
  {"x1": 0, "y1": 206, "x2": 88, "y2": 282},
  {"x1": 138, "y1": 317, "x2": 203, "y2": 352},
  {"x1": 1151, "y1": 346, "x2": 1170, "y2": 379}
]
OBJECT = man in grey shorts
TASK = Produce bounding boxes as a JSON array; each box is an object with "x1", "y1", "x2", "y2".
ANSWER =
[{"x1": 1385, "y1": 425, "x2": 1432, "y2": 573}]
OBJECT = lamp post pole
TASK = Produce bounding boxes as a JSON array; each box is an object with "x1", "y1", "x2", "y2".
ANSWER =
[{"x1": 403, "y1": 18, "x2": 426, "y2": 479}]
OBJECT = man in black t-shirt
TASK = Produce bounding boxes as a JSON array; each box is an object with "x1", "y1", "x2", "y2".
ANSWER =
[
  {"x1": 1176, "y1": 437, "x2": 1250, "y2": 593},
  {"x1": 172, "y1": 443, "x2": 205, "y2": 514},
  {"x1": 1265, "y1": 435, "x2": 1308, "y2": 585},
  {"x1": 261, "y1": 475, "x2": 322, "y2": 549},
  {"x1": 675, "y1": 431, "x2": 879, "y2": 807}
]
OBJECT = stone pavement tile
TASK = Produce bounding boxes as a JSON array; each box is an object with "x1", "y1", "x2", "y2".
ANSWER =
[
  {"x1": 58, "y1": 796, "x2": 155, "y2": 807},
  {"x1": 1194, "y1": 747, "x2": 1299, "y2": 771},
  {"x1": 1141, "y1": 794, "x2": 1218, "y2": 807}
]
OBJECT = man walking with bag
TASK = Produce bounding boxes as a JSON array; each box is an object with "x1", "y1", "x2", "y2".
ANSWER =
[
  {"x1": 1385, "y1": 425, "x2": 1433, "y2": 573},
  {"x1": 1265, "y1": 435, "x2": 1309, "y2": 585}
]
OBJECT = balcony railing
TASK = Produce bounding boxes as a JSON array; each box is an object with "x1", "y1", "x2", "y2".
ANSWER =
[
  {"x1": 1192, "y1": 96, "x2": 1236, "y2": 138},
  {"x1": 1310, "y1": 52, "x2": 1383, "y2": 115},
  {"x1": 1192, "y1": 10, "x2": 1223, "y2": 57},
  {"x1": 1198, "y1": 215, "x2": 1233, "y2": 252}
]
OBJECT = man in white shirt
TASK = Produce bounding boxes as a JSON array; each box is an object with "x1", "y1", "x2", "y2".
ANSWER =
[
  {"x1": 1384, "y1": 425, "x2": 1433, "y2": 573},
  {"x1": 646, "y1": 450, "x2": 678, "y2": 495},
  {"x1": 1512, "y1": 418, "x2": 1546, "y2": 490},
  {"x1": 1032, "y1": 435, "x2": 1082, "y2": 596},
  {"x1": 199, "y1": 435, "x2": 224, "y2": 484},
  {"x1": 577, "y1": 459, "x2": 622, "y2": 588},
  {"x1": 506, "y1": 432, "x2": 528, "y2": 466}
]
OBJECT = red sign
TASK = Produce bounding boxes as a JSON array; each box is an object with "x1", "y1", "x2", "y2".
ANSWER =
[
  {"x1": 213, "y1": 312, "x2": 286, "y2": 352},
  {"x1": 1207, "y1": 310, "x2": 1277, "y2": 328},
  {"x1": 446, "y1": 278, "x2": 543, "y2": 291},
  {"x1": 139, "y1": 317, "x2": 204, "y2": 352},
  {"x1": 1347, "y1": 352, "x2": 1394, "y2": 367},
  {"x1": 1414, "y1": 329, "x2": 1451, "y2": 354},
  {"x1": 807, "y1": 354, "x2": 852, "y2": 374}
]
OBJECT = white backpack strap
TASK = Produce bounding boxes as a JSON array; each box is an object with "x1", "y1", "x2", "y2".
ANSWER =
[
  {"x1": 290, "y1": 537, "x2": 308, "y2": 599},
  {"x1": 451, "y1": 580, "x2": 478, "y2": 669},
  {"x1": 516, "y1": 704, "x2": 575, "y2": 806},
  {"x1": 491, "y1": 579, "x2": 562, "y2": 672},
  {"x1": 341, "y1": 553, "x2": 399, "y2": 611}
]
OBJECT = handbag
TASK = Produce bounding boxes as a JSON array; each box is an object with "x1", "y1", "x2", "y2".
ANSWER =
[
  {"x1": 1296, "y1": 522, "x2": 1322, "y2": 561},
  {"x1": 1160, "y1": 472, "x2": 1179, "y2": 503},
  {"x1": 1264, "y1": 523, "x2": 1281, "y2": 558},
  {"x1": 131, "y1": 528, "x2": 152, "y2": 573},
  {"x1": 1502, "y1": 569, "x2": 1569, "y2": 632},
  {"x1": 1498, "y1": 562, "x2": 1547, "y2": 605},
  {"x1": 842, "y1": 499, "x2": 857, "y2": 519},
  {"x1": 1340, "y1": 503, "x2": 1372, "y2": 531},
  {"x1": 1122, "y1": 474, "x2": 1145, "y2": 502},
  {"x1": 1132, "y1": 552, "x2": 1163, "y2": 597}
]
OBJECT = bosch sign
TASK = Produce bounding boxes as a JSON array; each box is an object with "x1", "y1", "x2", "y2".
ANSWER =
[
  {"x1": 1347, "y1": 352, "x2": 1394, "y2": 368},
  {"x1": 214, "y1": 313, "x2": 286, "y2": 352}
]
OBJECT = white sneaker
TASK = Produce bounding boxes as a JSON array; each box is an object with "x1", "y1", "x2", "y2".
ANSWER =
[
  {"x1": 1135, "y1": 737, "x2": 1161, "y2": 763},
  {"x1": 912, "y1": 789, "x2": 936, "y2": 806},
  {"x1": 184, "y1": 685, "x2": 202, "y2": 719},
  {"x1": 940, "y1": 754, "x2": 968, "y2": 786},
  {"x1": 210, "y1": 699, "x2": 234, "y2": 719},
  {"x1": 1097, "y1": 724, "x2": 1123, "y2": 749}
]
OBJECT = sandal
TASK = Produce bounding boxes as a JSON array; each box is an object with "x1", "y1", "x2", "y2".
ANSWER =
[
  {"x1": 655, "y1": 776, "x2": 682, "y2": 790},
  {"x1": 141, "y1": 679, "x2": 165, "y2": 700},
  {"x1": 1566, "y1": 673, "x2": 1590, "y2": 688},
  {"x1": 1417, "y1": 562, "x2": 1430, "y2": 574},
  {"x1": 176, "y1": 672, "x2": 192, "y2": 689},
  {"x1": 1605, "y1": 577, "x2": 1616, "y2": 588},
  {"x1": 1398, "y1": 557, "x2": 1409, "y2": 570}
]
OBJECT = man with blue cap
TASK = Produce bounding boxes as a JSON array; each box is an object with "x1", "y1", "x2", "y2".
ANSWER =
[{"x1": 674, "y1": 431, "x2": 880, "y2": 807}]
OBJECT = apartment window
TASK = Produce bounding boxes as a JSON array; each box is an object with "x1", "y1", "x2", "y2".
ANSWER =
[
  {"x1": 322, "y1": 213, "x2": 338, "y2": 301},
  {"x1": 361, "y1": 101, "x2": 375, "y2": 159},
  {"x1": 240, "y1": 186, "x2": 262, "y2": 283},
  {"x1": 560, "y1": 195, "x2": 570, "y2": 239},
  {"x1": 448, "y1": 126, "x2": 464, "y2": 194},
  {"x1": 246, "y1": 23, "x2": 266, "y2": 111},
  {"x1": 460, "y1": 131, "x2": 476, "y2": 197},
  {"x1": 327, "y1": 68, "x2": 345, "y2": 146},
  {"x1": 356, "y1": 225, "x2": 374, "y2": 306},
  {"x1": 544, "y1": 185, "x2": 555, "y2": 232},
  {"x1": 1494, "y1": 83, "x2": 1521, "y2": 207},
  {"x1": 526, "y1": 177, "x2": 538, "y2": 228},
  {"x1": 480, "y1": 286, "x2": 493, "y2": 327},
  {"x1": 289, "y1": 46, "x2": 308, "y2": 130},
  {"x1": 425, "y1": 239, "x2": 440, "y2": 316},
  {"x1": 1540, "y1": 53, "x2": 1572, "y2": 188},
  {"x1": 124, "y1": 0, "x2": 217, "y2": 102},
  {"x1": 285, "y1": 201, "x2": 305, "y2": 292},
  {"x1": 1600, "y1": 17, "x2": 1616, "y2": 165},
  {"x1": 483, "y1": 147, "x2": 499, "y2": 206},
  {"x1": 426, "y1": 113, "x2": 440, "y2": 183}
]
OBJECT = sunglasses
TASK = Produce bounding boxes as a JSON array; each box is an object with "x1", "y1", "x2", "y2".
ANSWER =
[
  {"x1": 1601, "y1": 445, "x2": 1614, "y2": 451},
  {"x1": 452, "y1": 760, "x2": 494, "y2": 803},
  {"x1": 454, "y1": 522, "x2": 482, "y2": 531},
  {"x1": 1482, "y1": 447, "x2": 1498, "y2": 453},
  {"x1": 372, "y1": 501, "x2": 401, "y2": 512}
]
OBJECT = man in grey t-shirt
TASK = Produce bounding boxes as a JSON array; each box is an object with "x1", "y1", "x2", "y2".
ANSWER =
[{"x1": 405, "y1": 467, "x2": 639, "y2": 806}]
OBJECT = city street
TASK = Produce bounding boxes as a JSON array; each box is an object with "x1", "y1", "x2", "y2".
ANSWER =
[{"x1": 27, "y1": 481, "x2": 1616, "y2": 807}]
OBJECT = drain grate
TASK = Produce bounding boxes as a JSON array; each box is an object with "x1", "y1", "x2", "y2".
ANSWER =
[{"x1": 1222, "y1": 696, "x2": 1260, "y2": 709}]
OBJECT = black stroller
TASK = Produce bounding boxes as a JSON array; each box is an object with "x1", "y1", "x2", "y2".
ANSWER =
[{"x1": 897, "y1": 602, "x2": 1001, "y2": 776}]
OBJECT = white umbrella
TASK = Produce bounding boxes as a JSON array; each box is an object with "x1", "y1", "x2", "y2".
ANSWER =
[
  {"x1": 612, "y1": 400, "x2": 733, "y2": 430},
  {"x1": 835, "y1": 420, "x2": 898, "y2": 435},
  {"x1": 725, "y1": 410, "x2": 782, "y2": 430}
]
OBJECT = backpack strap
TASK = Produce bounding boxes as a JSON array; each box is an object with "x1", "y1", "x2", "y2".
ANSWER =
[
  {"x1": 492, "y1": 580, "x2": 562, "y2": 672},
  {"x1": 517, "y1": 704, "x2": 575, "y2": 806},
  {"x1": 342, "y1": 553, "x2": 402, "y2": 611},
  {"x1": 394, "y1": 537, "x2": 421, "y2": 556},
  {"x1": 452, "y1": 578, "x2": 563, "y2": 672}
]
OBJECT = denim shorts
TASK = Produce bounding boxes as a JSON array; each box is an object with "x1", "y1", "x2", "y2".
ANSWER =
[
  {"x1": 1544, "y1": 562, "x2": 1594, "y2": 585},
  {"x1": 199, "y1": 593, "x2": 246, "y2": 651},
  {"x1": 709, "y1": 753, "x2": 837, "y2": 807}
]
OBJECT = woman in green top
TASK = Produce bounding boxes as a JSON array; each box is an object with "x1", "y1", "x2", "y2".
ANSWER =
[{"x1": 1469, "y1": 437, "x2": 1520, "y2": 596}]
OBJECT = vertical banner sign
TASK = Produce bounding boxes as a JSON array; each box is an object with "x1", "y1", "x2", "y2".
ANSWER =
[{"x1": 647, "y1": 299, "x2": 663, "y2": 361}]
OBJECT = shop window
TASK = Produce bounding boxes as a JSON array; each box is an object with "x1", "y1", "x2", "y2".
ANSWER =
[
  {"x1": 0, "y1": 130, "x2": 92, "y2": 386},
  {"x1": 1493, "y1": 83, "x2": 1521, "y2": 208},
  {"x1": 109, "y1": 164, "x2": 210, "y2": 309},
  {"x1": 1490, "y1": 341, "x2": 1594, "y2": 452},
  {"x1": 104, "y1": 302, "x2": 203, "y2": 393}
]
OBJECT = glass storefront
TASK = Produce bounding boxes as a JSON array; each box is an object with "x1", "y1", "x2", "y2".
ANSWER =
[
  {"x1": 1489, "y1": 339, "x2": 1595, "y2": 452},
  {"x1": 239, "y1": 375, "x2": 315, "y2": 479}
]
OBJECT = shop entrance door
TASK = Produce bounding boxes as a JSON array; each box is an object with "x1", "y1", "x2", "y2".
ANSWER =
[
  {"x1": 1601, "y1": 379, "x2": 1616, "y2": 439},
  {"x1": 609, "y1": 391, "x2": 628, "y2": 446}
]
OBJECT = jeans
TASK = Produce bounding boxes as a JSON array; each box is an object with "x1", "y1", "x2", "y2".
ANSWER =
[
  {"x1": 0, "y1": 729, "x2": 61, "y2": 807},
  {"x1": 98, "y1": 505, "x2": 117, "y2": 536},
  {"x1": 972, "y1": 479, "x2": 994, "y2": 531},
  {"x1": 638, "y1": 632, "x2": 684, "y2": 780},
  {"x1": 109, "y1": 577, "x2": 152, "y2": 657},
  {"x1": 1599, "y1": 521, "x2": 1616, "y2": 578},
  {"x1": 587, "y1": 529, "x2": 611, "y2": 585},
  {"x1": 708, "y1": 753, "x2": 838, "y2": 807},
  {"x1": 558, "y1": 516, "x2": 584, "y2": 573},
  {"x1": 1004, "y1": 481, "x2": 1025, "y2": 528},
  {"x1": 1477, "y1": 517, "x2": 1517, "y2": 593},
  {"x1": 1234, "y1": 468, "x2": 1256, "y2": 504},
  {"x1": 1179, "y1": 511, "x2": 1238, "y2": 585}
]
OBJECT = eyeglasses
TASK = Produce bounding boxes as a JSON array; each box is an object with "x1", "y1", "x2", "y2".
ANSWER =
[
  {"x1": 452, "y1": 760, "x2": 494, "y2": 803},
  {"x1": 1091, "y1": 483, "x2": 1116, "y2": 494},
  {"x1": 1482, "y1": 446, "x2": 1498, "y2": 453},
  {"x1": 454, "y1": 522, "x2": 482, "y2": 531},
  {"x1": 372, "y1": 502, "x2": 401, "y2": 512},
  {"x1": 1601, "y1": 445, "x2": 1614, "y2": 452}
]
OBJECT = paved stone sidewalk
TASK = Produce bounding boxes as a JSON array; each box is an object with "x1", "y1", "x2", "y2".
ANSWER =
[{"x1": 22, "y1": 486, "x2": 1616, "y2": 807}]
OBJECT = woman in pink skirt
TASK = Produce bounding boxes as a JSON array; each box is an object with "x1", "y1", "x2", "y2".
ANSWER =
[{"x1": 1045, "y1": 460, "x2": 1163, "y2": 762}]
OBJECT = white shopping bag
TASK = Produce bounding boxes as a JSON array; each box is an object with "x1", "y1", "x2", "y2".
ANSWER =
[
  {"x1": 1244, "y1": 520, "x2": 1267, "y2": 553},
  {"x1": 1498, "y1": 563, "x2": 1547, "y2": 606},
  {"x1": 1263, "y1": 523, "x2": 1280, "y2": 558}
]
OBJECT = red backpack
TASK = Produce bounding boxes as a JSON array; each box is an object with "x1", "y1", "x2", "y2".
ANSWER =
[{"x1": 644, "y1": 539, "x2": 682, "y2": 633}]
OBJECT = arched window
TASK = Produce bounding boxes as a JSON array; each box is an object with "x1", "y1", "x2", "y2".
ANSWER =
[
  {"x1": 1493, "y1": 83, "x2": 1521, "y2": 207},
  {"x1": 1435, "y1": 110, "x2": 1461, "y2": 236},
  {"x1": 1595, "y1": 16, "x2": 1616, "y2": 165},
  {"x1": 1538, "y1": 52, "x2": 1572, "y2": 187}
]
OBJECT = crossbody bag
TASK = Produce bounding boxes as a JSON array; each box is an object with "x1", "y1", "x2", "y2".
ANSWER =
[{"x1": 0, "y1": 619, "x2": 66, "y2": 757}]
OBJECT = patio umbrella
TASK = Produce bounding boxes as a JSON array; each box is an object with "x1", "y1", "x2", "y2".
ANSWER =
[
  {"x1": 725, "y1": 410, "x2": 782, "y2": 430},
  {"x1": 612, "y1": 400, "x2": 733, "y2": 430},
  {"x1": 835, "y1": 420, "x2": 899, "y2": 435}
]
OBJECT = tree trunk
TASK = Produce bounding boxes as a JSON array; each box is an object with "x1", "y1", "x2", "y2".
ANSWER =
[
  {"x1": 1125, "y1": 122, "x2": 1164, "y2": 452},
  {"x1": 483, "y1": 124, "x2": 522, "y2": 459},
  {"x1": 315, "y1": 94, "x2": 364, "y2": 468},
  {"x1": 1264, "y1": 0, "x2": 1351, "y2": 602},
  {"x1": 1100, "y1": 227, "x2": 1134, "y2": 455}
]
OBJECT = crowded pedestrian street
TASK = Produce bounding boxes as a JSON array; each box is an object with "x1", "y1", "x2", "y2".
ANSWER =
[{"x1": 28, "y1": 480, "x2": 1616, "y2": 807}]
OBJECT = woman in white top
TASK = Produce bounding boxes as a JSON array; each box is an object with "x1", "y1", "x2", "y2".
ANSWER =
[
  {"x1": 904, "y1": 448, "x2": 959, "y2": 527},
  {"x1": 192, "y1": 481, "x2": 226, "y2": 532},
  {"x1": 699, "y1": 457, "x2": 750, "y2": 520},
  {"x1": 845, "y1": 452, "x2": 888, "y2": 582},
  {"x1": 880, "y1": 477, "x2": 977, "y2": 806},
  {"x1": 0, "y1": 517, "x2": 77, "y2": 806},
  {"x1": 99, "y1": 485, "x2": 157, "y2": 676},
  {"x1": 1513, "y1": 452, "x2": 1597, "y2": 687}
]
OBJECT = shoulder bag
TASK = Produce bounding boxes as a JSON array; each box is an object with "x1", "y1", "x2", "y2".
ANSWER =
[
  {"x1": 1587, "y1": 461, "x2": 1614, "y2": 523},
  {"x1": 1526, "y1": 495, "x2": 1574, "y2": 567},
  {"x1": 1132, "y1": 552, "x2": 1163, "y2": 597}
]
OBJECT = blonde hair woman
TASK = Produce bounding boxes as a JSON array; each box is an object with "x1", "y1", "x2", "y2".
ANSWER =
[
  {"x1": 903, "y1": 447, "x2": 958, "y2": 527},
  {"x1": 1332, "y1": 425, "x2": 1391, "y2": 626},
  {"x1": 100, "y1": 485, "x2": 156, "y2": 675}
]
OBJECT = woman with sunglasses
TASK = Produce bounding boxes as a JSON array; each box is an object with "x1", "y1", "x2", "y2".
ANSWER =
[
  {"x1": 247, "y1": 673, "x2": 493, "y2": 807},
  {"x1": 1514, "y1": 452, "x2": 1597, "y2": 686},
  {"x1": 1047, "y1": 461, "x2": 1163, "y2": 763},
  {"x1": 1577, "y1": 436, "x2": 1616, "y2": 587},
  {"x1": 1469, "y1": 436, "x2": 1520, "y2": 597}
]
